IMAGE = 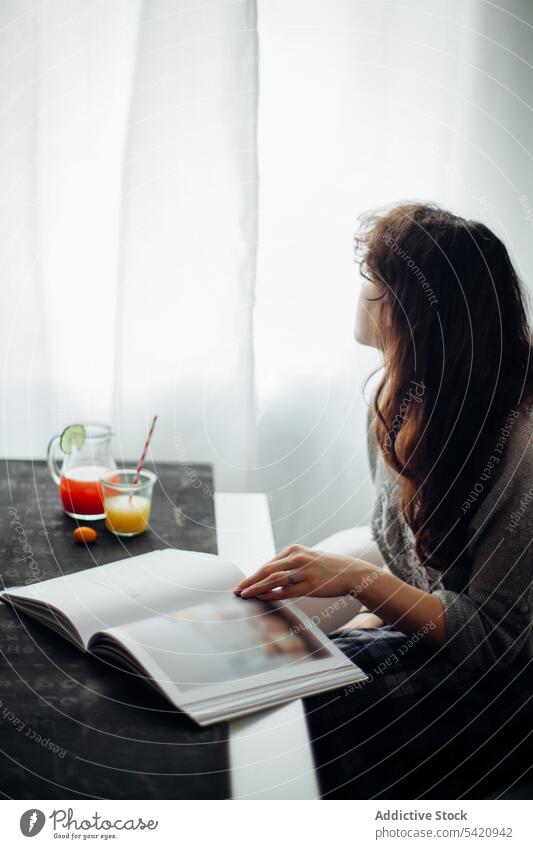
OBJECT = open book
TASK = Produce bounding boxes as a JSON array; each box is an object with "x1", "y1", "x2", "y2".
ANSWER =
[{"x1": 0, "y1": 549, "x2": 366, "y2": 726}]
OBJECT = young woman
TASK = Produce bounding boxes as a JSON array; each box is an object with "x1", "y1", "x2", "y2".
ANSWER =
[{"x1": 234, "y1": 203, "x2": 533, "y2": 798}]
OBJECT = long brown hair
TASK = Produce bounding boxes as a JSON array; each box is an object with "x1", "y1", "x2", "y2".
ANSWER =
[{"x1": 355, "y1": 202, "x2": 533, "y2": 573}]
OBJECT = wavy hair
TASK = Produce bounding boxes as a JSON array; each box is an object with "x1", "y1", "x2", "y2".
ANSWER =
[{"x1": 355, "y1": 202, "x2": 533, "y2": 573}]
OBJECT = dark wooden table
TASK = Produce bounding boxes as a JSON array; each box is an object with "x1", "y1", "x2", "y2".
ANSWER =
[{"x1": 0, "y1": 460, "x2": 231, "y2": 799}]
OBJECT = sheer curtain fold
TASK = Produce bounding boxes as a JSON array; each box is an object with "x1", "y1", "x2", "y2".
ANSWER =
[
  {"x1": 2, "y1": 1, "x2": 533, "y2": 549},
  {"x1": 113, "y1": 0, "x2": 260, "y2": 489},
  {"x1": 1, "y1": 0, "x2": 260, "y2": 494},
  {"x1": 1, "y1": 0, "x2": 141, "y2": 454}
]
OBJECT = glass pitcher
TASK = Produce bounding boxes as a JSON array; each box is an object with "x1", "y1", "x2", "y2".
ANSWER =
[{"x1": 47, "y1": 423, "x2": 117, "y2": 520}]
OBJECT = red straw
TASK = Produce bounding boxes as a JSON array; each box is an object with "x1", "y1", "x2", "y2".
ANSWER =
[{"x1": 130, "y1": 415, "x2": 158, "y2": 502}]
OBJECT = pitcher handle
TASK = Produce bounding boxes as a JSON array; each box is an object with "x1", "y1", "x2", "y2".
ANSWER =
[{"x1": 47, "y1": 435, "x2": 62, "y2": 485}]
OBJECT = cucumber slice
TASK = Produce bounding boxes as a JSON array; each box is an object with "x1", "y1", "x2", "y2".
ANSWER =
[{"x1": 60, "y1": 424, "x2": 86, "y2": 454}]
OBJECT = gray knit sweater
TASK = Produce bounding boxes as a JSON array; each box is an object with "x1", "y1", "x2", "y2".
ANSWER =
[{"x1": 368, "y1": 405, "x2": 533, "y2": 672}]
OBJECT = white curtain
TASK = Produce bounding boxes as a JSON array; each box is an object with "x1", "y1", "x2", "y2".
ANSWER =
[
  {"x1": 1, "y1": 0, "x2": 259, "y2": 492},
  {"x1": 2, "y1": 0, "x2": 533, "y2": 548}
]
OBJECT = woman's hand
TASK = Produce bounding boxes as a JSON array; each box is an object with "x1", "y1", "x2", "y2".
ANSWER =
[
  {"x1": 233, "y1": 543, "x2": 447, "y2": 648},
  {"x1": 233, "y1": 544, "x2": 364, "y2": 601}
]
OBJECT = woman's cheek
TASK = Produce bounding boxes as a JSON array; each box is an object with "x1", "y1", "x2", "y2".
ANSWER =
[
  {"x1": 354, "y1": 298, "x2": 369, "y2": 345},
  {"x1": 354, "y1": 294, "x2": 379, "y2": 347},
  {"x1": 354, "y1": 276, "x2": 387, "y2": 348}
]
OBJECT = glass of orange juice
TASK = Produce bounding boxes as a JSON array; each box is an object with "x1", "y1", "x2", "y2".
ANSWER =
[{"x1": 100, "y1": 469, "x2": 156, "y2": 537}]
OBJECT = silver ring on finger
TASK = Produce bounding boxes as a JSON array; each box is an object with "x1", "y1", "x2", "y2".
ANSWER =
[{"x1": 285, "y1": 570, "x2": 297, "y2": 586}]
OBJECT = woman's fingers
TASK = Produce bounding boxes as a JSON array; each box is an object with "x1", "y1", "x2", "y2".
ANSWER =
[
  {"x1": 239, "y1": 571, "x2": 290, "y2": 597},
  {"x1": 234, "y1": 556, "x2": 306, "y2": 593},
  {"x1": 234, "y1": 562, "x2": 284, "y2": 592},
  {"x1": 239, "y1": 568, "x2": 304, "y2": 598},
  {"x1": 256, "y1": 583, "x2": 310, "y2": 601},
  {"x1": 234, "y1": 544, "x2": 312, "y2": 591}
]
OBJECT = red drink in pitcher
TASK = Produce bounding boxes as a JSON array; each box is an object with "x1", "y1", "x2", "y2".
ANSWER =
[
  {"x1": 59, "y1": 465, "x2": 110, "y2": 518},
  {"x1": 48, "y1": 423, "x2": 117, "y2": 520}
]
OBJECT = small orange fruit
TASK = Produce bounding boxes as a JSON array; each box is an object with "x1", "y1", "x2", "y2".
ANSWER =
[{"x1": 73, "y1": 526, "x2": 97, "y2": 544}]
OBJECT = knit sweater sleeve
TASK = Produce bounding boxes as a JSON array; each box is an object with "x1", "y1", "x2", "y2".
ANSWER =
[{"x1": 433, "y1": 413, "x2": 533, "y2": 672}]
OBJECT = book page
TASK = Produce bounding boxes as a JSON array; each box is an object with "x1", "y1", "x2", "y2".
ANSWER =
[
  {"x1": 1, "y1": 549, "x2": 243, "y2": 647},
  {"x1": 96, "y1": 595, "x2": 344, "y2": 708}
]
